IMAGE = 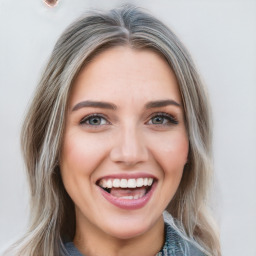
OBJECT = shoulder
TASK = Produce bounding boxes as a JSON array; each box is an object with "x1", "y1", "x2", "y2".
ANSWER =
[{"x1": 64, "y1": 242, "x2": 83, "y2": 256}]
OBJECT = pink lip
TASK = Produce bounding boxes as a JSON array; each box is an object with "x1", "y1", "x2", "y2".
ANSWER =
[{"x1": 98, "y1": 181, "x2": 157, "y2": 210}]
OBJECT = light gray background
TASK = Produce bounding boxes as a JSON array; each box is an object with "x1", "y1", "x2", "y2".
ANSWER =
[{"x1": 0, "y1": 0, "x2": 255, "y2": 255}]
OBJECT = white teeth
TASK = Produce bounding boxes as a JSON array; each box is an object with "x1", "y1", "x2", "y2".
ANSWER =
[
  {"x1": 148, "y1": 178, "x2": 153, "y2": 186},
  {"x1": 119, "y1": 193, "x2": 144, "y2": 200},
  {"x1": 120, "y1": 179, "x2": 127, "y2": 188},
  {"x1": 120, "y1": 196, "x2": 134, "y2": 199},
  {"x1": 136, "y1": 178, "x2": 144, "y2": 187},
  {"x1": 127, "y1": 179, "x2": 136, "y2": 188},
  {"x1": 113, "y1": 179, "x2": 120, "y2": 188},
  {"x1": 106, "y1": 179, "x2": 112, "y2": 188},
  {"x1": 99, "y1": 177, "x2": 154, "y2": 189}
]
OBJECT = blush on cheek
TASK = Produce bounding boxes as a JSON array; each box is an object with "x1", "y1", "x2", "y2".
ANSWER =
[
  {"x1": 158, "y1": 137, "x2": 189, "y2": 165},
  {"x1": 62, "y1": 134, "x2": 110, "y2": 177}
]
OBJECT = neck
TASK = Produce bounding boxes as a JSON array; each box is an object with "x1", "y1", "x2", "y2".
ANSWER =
[{"x1": 73, "y1": 214, "x2": 165, "y2": 256}]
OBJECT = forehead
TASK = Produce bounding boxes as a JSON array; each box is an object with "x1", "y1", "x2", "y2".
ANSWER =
[{"x1": 69, "y1": 46, "x2": 182, "y2": 107}]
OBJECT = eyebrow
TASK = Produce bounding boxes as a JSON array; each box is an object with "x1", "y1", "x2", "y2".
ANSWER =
[
  {"x1": 145, "y1": 99, "x2": 181, "y2": 109},
  {"x1": 72, "y1": 100, "x2": 117, "y2": 111},
  {"x1": 72, "y1": 99, "x2": 181, "y2": 112}
]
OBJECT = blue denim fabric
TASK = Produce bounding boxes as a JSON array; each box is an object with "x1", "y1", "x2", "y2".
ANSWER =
[{"x1": 156, "y1": 223, "x2": 206, "y2": 256}]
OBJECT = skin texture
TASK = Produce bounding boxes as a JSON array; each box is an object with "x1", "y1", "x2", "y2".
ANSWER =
[{"x1": 60, "y1": 46, "x2": 189, "y2": 256}]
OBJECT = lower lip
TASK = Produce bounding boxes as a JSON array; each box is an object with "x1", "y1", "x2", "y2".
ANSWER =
[{"x1": 98, "y1": 182, "x2": 157, "y2": 210}]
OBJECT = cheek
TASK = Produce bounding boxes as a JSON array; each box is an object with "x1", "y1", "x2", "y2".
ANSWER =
[
  {"x1": 163, "y1": 135, "x2": 188, "y2": 163},
  {"x1": 147, "y1": 131, "x2": 189, "y2": 207},
  {"x1": 60, "y1": 131, "x2": 110, "y2": 180},
  {"x1": 149, "y1": 131, "x2": 189, "y2": 174}
]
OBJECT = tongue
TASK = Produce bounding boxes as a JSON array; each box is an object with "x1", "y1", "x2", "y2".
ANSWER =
[{"x1": 110, "y1": 187, "x2": 147, "y2": 198}]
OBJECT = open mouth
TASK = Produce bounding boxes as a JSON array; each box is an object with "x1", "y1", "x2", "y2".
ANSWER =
[{"x1": 96, "y1": 177, "x2": 155, "y2": 200}]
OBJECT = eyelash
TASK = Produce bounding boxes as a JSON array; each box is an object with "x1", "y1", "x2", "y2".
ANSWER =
[
  {"x1": 146, "y1": 112, "x2": 178, "y2": 126},
  {"x1": 80, "y1": 114, "x2": 110, "y2": 127},
  {"x1": 79, "y1": 112, "x2": 178, "y2": 128}
]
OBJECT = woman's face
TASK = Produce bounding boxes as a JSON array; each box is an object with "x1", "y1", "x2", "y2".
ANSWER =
[{"x1": 60, "y1": 46, "x2": 189, "y2": 240}]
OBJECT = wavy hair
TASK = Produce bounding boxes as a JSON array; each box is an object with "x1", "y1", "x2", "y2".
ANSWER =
[{"x1": 5, "y1": 4, "x2": 220, "y2": 256}]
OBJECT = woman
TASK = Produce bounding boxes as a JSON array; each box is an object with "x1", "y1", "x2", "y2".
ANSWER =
[{"x1": 5, "y1": 4, "x2": 220, "y2": 256}]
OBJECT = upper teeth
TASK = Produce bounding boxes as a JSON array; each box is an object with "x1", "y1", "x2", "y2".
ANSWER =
[{"x1": 99, "y1": 178, "x2": 153, "y2": 189}]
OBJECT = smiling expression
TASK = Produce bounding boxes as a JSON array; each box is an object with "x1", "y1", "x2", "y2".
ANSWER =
[{"x1": 60, "y1": 46, "x2": 189, "y2": 241}]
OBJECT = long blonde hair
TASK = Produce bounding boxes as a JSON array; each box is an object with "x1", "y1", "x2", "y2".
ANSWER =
[{"x1": 5, "y1": 4, "x2": 220, "y2": 256}]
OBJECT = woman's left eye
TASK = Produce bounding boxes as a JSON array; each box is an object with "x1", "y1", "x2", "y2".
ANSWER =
[
  {"x1": 80, "y1": 115, "x2": 109, "y2": 126},
  {"x1": 147, "y1": 113, "x2": 178, "y2": 125}
]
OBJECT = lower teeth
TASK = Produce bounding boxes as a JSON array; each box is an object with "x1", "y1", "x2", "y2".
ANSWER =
[
  {"x1": 120, "y1": 196, "x2": 136, "y2": 200},
  {"x1": 101, "y1": 185, "x2": 152, "y2": 199},
  {"x1": 118, "y1": 194, "x2": 143, "y2": 200}
]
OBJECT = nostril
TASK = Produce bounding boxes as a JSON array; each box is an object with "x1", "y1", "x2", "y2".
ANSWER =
[{"x1": 43, "y1": 0, "x2": 59, "y2": 7}]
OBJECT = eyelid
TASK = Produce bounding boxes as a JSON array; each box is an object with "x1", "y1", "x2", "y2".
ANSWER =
[
  {"x1": 78, "y1": 112, "x2": 178, "y2": 128},
  {"x1": 146, "y1": 112, "x2": 178, "y2": 125},
  {"x1": 80, "y1": 113, "x2": 111, "y2": 126}
]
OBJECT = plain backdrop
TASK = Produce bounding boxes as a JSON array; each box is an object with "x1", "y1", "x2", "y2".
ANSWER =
[{"x1": 0, "y1": 0, "x2": 255, "y2": 255}]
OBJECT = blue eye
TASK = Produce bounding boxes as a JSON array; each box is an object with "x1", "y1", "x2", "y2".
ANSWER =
[
  {"x1": 148, "y1": 113, "x2": 178, "y2": 125},
  {"x1": 80, "y1": 115, "x2": 108, "y2": 126}
]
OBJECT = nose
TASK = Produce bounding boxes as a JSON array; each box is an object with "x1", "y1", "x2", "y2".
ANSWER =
[{"x1": 110, "y1": 125, "x2": 149, "y2": 166}]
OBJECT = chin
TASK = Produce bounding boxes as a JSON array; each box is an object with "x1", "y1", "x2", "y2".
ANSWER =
[
  {"x1": 100, "y1": 214, "x2": 158, "y2": 240},
  {"x1": 106, "y1": 225, "x2": 149, "y2": 240}
]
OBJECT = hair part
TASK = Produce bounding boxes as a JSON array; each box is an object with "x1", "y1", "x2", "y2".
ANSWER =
[{"x1": 5, "y1": 4, "x2": 220, "y2": 256}]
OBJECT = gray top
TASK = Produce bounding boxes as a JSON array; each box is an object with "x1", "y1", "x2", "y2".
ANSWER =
[{"x1": 64, "y1": 223, "x2": 206, "y2": 256}]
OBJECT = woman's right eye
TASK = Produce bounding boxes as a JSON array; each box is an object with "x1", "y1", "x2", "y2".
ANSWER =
[{"x1": 80, "y1": 114, "x2": 109, "y2": 126}]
